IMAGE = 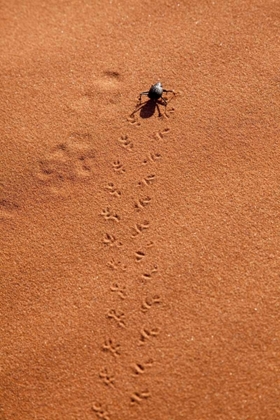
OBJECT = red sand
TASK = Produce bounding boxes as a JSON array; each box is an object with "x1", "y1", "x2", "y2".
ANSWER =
[{"x1": 1, "y1": 1, "x2": 280, "y2": 419}]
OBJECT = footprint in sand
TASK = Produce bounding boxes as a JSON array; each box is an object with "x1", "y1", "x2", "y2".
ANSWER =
[
  {"x1": 0, "y1": 198, "x2": 20, "y2": 220},
  {"x1": 34, "y1": 132, "x2": 96, "y2": 196}
]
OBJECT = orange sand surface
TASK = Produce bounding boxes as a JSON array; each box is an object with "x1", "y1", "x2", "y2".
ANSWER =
[{"x1": 1, "y1": 1, "x2": 280, "y2": 419}]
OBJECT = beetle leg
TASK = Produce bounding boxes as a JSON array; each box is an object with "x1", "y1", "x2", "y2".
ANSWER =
[
  {"x1": 155, "y1": 102, "x2": 163, "y2": 117},
  {"x1": 162, "y1": 89, "x2": 175, "y2": 103},
  {"x1": 139, "y1": 91, "x2": 149, "y2": 102},
  {"x1": 162, "y1": 90, "x2": 175, "y2": 109},
  {"x1": 130, "y1": 102, "x2": 146, "y2": 118},
  {"x1": 157, "y1": 98, "x2": 170, "y2": 118}
]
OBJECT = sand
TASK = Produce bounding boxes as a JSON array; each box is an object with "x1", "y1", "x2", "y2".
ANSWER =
[{"x1": 1, "y1": 0, "x2": 280, "y2": 419}]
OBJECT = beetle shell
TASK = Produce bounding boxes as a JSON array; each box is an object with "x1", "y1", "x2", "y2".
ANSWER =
[{"x1": 148, "y1": 82, "x2": 163, "y2": 100}]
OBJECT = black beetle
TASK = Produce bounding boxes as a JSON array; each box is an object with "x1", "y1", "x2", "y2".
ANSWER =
[
  {"x1": 129, "y1": 82, "x2": 175, "y2": 119},
  {"x1": 139, "y1": 82, "x2": 174, "y2": 104}
]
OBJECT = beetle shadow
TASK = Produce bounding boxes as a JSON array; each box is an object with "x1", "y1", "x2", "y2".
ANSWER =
[
  {"x1": 130, "y1": 99, "x2": 166, "y2": 120},
  {"x1": 129, "y1": 92, "x2": 176, "y2": 121}
]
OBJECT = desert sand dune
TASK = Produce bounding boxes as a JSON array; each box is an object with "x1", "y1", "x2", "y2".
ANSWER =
[{"x1": 1, "y1": 1, "x2": 279, "y2": 419}]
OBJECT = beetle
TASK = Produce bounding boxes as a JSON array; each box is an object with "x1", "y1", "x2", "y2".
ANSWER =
[
  {"x1": 130, "y1": 82, "x2": 175, "y2": 119},
  {"x1": 139, "y1": 82, "x2": 174, "y2": 105}
]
